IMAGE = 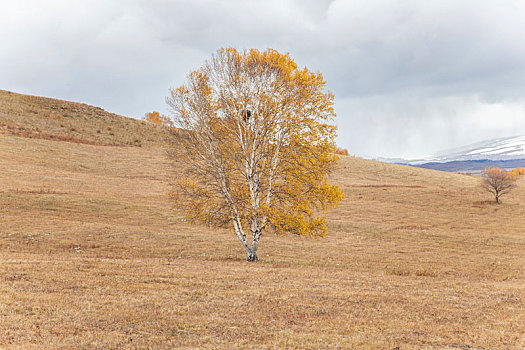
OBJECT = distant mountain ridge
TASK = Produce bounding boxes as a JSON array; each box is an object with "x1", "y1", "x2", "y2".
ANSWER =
[
  {"x1": 415, "y1": 158, "x2": 525, "y2": 173},
  {"x1": 378, "y1": 135, "x2": 525, "y2": 173},
  {"x1": 421, "y1": 135, "x2": 525, "y2": 163}
]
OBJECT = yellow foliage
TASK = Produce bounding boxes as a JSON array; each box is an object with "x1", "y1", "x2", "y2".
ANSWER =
[
  {"x1": 483, "y1": 167, "x2": 518, "y2": 181},
  {"x1": 509, "y1": 167, "x2": 525, "y2": 176},
  {"x1": 144, "y1": 111, "x2": 173, "y2": 127},
  {"x1": 167, "y1": 48, "x2": 343, "y2": 259},
  {"x1": 335, "y1": 147, "x2": 349, "y2": 156}
]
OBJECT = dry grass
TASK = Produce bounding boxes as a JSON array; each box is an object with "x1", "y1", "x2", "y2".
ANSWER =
[
  {"x1": 1, "y1": 93, "x2": 524, "y2": 349},
  {"x1": 0, "y1": 90, "x2": 173, "y2": 147}
]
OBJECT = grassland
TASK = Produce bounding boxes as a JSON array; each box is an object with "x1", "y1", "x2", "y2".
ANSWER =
[
  {"x1": 0, "y1": 90, "x2": 171, "y2": 147},
  {"x1": 0, "y1": 91, "x2": 524, "y2": 349}
]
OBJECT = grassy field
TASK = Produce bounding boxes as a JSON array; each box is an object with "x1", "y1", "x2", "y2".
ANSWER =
[
  {"x1": 0, "y1": 89, "x2": 172, "y2": 147},
  {"x1": 1, "y1": 91, "x2": 524, "y2": 349}
]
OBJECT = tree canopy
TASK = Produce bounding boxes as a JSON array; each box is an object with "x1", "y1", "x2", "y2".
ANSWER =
[
  {"x1": 144, "y1": 111, "x2": 173, "y2": 126},
  {"x1": 167, "y1": 48, "x2": 343, "y2": 261}
]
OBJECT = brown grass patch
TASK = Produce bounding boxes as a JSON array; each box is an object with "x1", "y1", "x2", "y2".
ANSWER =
[
  {"x1": 1, "y1": 121, "x2": 123, "y2": 146},
  {"x1": 0, "y1": 94, "x2": 524, "y2": 348},
  {"x1": 0, "y1": 89, "x2": 174, "y2": 147},
  {"x1": 394, "y1": 224, "x2": 431, "y2": 230},
  {"x1": 472, "y1": 200, "x2": 499, "y2": 206},
  {"x1": 349, "y1": 184, "x2": 426, "y2": 188}
]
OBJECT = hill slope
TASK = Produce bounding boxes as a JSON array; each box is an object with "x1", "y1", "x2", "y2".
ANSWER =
[
  {"x1": 0, "y1": 92, "x2": 524, "y2": 349},
  {"x1": 0, "y1": 89, "x2": 172, "y2": 146}
]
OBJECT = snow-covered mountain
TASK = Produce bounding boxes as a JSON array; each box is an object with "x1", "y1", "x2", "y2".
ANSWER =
[
  {"x1": 429, "y1": 135, "x2": 525, "y2": 162},
  {"x1": 407, "y1": 135, "x2": 525, "y2": 164},
  {"x1": 374, "y1": 135, "x2": 525, "y2": 172}
]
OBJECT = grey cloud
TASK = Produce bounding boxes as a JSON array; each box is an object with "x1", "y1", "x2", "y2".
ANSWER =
[
  {"x1": 318, "y1": 0, "x2": 525, "y2": 99},
  {"x1": 336, "y1": 94, "x2": 525, "y2": 158},
  {"x1": 2, "y1": 0, "x2": 525, "y2": 157}
]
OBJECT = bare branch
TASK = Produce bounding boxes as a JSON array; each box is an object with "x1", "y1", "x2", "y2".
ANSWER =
[{"x1": 481, "y1": 167, "x2": 517, "y2": 203}]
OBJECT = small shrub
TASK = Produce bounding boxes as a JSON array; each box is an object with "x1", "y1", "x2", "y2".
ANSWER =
[
  {"x1": 481, "y1": 167, "x2": 518, "y2": 203},
  {"x1": 509, "y1": 167, "x2": 525, "y2": 176},
  {"x1": 415, "y1": 269, "x2": 438, "y2": 277},
  {"x1": 335, "y1": 147, "x2": 349, "y2": 156},
  {"x1": 144, "y1": 111, "x2": 173, "y2": 126},
  {"x1": 388, "y1": 267, "x2": 411, "y2": 276}
]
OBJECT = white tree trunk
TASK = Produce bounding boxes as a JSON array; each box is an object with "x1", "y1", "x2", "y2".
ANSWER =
[{"x1": 247, "y1": 239, "x2": 259, "y2": 261}]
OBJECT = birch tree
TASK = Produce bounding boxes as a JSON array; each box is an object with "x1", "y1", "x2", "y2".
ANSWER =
[
  {"x1": 481, "y1": 167, "x2": 517, "y2": 203},
  {"x1": 167, "y1": 48, "x2": 343, "y2": 261}
]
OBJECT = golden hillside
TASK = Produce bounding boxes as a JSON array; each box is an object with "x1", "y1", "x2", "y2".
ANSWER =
[
  {"x1": 0, "y1": 91, "x2": 524, "y2": 349},
  {"x1": 0, "y1": 89, "x2": 172, "y2": 147}
]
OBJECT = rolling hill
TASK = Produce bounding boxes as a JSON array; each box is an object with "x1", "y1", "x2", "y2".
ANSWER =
[
  {"x1": 0, "y1": 89, "x2": 173, "y2": 147},
  {"x1": 1, "y1": 91, "x2": 524, "y2": 349}
]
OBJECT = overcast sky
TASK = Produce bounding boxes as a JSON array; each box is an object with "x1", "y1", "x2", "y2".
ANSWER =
[{"x1": 2, "y1": 0, "x2": 525, "y2": 158}]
